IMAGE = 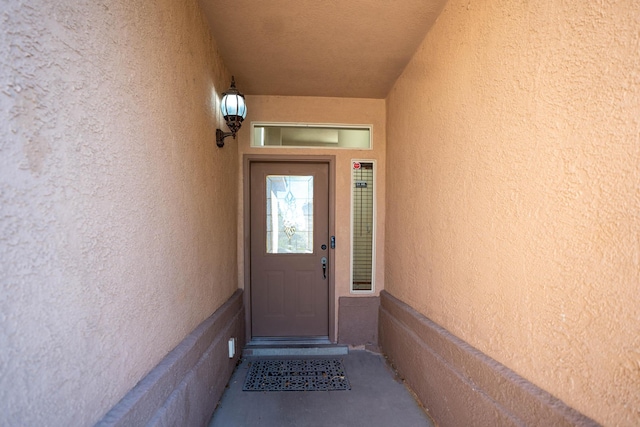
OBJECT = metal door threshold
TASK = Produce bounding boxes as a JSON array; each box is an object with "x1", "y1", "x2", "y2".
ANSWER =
[{"x1": 244, "y1": 337, "x2": 348, "y2": 357}]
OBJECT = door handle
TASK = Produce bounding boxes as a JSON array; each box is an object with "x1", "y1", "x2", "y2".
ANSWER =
[{"x1": 321, "y1": 257, "x2": 327, "y2": 280}]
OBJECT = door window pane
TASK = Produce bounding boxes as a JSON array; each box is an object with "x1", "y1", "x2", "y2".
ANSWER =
[{"x1": 266, "y1": 175, "x2": 313, "y2": 253}]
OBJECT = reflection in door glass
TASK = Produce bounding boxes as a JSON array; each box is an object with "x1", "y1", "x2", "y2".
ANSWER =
[{"x1": 266, "y1": 175, "x2": 313, "y2": 253}]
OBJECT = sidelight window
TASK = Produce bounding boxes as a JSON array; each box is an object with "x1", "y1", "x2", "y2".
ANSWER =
[{"x1": 351, "y1": 161, "x2": 375, "y2": 292}]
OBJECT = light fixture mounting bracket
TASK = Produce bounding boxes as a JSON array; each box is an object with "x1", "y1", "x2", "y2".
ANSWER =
[{"x1": 216, "y1": 129, "x2": 236, "y2": 147}]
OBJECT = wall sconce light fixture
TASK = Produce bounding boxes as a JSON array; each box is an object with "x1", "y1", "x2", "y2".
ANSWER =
[{"x1": 216, "y1": 76, "x2": 247, "y2": 147}]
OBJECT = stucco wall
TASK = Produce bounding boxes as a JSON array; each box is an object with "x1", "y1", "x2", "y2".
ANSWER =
[
  {"x1": 0, "y1": 1, "x2": 236, "y2": 425},
  {"x1": 385, "y1": 0, "x2": 639, "y2": 426},
  {"x1": 237, "y1": 95, "x2": 386, "y2": 338}
]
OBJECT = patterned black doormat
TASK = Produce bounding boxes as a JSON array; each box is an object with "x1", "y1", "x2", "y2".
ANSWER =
[{"x1": 243, "y1": 359, "x2": 351, "y2": 391}]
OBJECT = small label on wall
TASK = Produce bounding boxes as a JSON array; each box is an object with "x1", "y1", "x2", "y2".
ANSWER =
[{"x1": 355, "y1": 181, "x2": 368, "y2": 188}]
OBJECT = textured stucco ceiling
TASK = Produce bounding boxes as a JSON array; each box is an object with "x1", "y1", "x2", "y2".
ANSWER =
[{"x1": 200, "y1": 0, "x2": 448, "y2": 98}]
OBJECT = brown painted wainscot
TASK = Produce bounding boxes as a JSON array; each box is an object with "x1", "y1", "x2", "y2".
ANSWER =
[
  {"x1": 379, "y1": 291, "x2": 600, "y2": 427},
  {"x1": 95, "y1": 290, "x2": 245, "y2": 427}
]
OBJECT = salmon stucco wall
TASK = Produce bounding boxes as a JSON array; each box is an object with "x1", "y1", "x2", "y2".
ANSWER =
[
  {"x1": 237, "y1": 95, "x2": 386, "y2": 339},
  {"x1": 385, "y1": 0, "x2": 639, "y2": 426},
  {"x1": 0, "y1": 1, "x2": 237, "y2": 425}
]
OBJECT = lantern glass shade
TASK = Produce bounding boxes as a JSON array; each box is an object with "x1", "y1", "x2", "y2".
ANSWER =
[{"x1": 221, "y1": 93, "x2": 247, "y2": 119}]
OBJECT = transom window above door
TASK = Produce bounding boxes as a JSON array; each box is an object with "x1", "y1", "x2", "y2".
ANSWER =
[{"x1": 252, "y1": 123, "x2": 371, "y2": 149}]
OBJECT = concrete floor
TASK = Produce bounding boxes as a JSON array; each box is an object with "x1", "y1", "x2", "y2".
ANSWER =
[{"x1": 208, "y1": 350, "x2": 435, "y2": 427}]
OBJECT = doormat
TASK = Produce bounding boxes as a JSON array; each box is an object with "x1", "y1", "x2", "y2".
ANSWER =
[{"x1": 243, "y1": 359, "x2": 351, "y2": 391}]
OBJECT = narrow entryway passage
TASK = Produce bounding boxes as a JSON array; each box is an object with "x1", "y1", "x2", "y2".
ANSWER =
[{"x1": 209, "y1": 350, "x2": 434, "y2": 427}]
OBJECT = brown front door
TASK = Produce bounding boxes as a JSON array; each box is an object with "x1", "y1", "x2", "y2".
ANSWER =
[{"x1": 250, "y1": 162, "x2": 330, "y2": 337}]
